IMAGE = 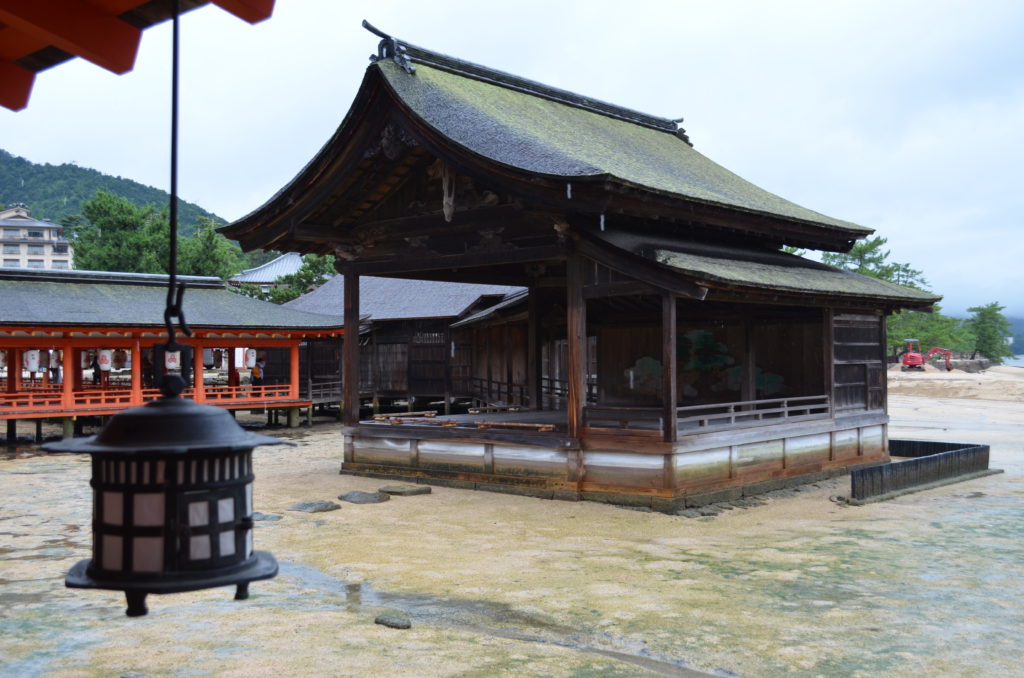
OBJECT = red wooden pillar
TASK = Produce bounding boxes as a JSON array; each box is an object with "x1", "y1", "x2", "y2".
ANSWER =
[
  {"x1": 62, "y1": 344, "x2": 75, "y2": 409},
  {"x1": 342, "y1": 271, "x2": 360, "y2": 427},
  {"x1": 192, "y1": 342, "x2": 205, "y2": 402},
  {"x1": 289, "y1": 342, "x2": 300, "y2": 399},
  {"x1": 130, "y1": 340, "x2": 143, "y2": 405},
  {"x1": 8, "y1": 348, "x2": 22, "y2": 392}
]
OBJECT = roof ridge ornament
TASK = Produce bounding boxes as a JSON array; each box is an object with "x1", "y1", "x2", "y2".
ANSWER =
[{"x1": 363, "y1": 20, "x2": 415, "y2": 74}]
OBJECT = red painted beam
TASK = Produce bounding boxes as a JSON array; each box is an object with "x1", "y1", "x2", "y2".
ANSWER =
[
  {"x1": 0, "y1": 1, "x2": 143, "y2": 74},
  {"x1": 0, "y1": 60, "x2": 33, "y2": 111},
  {"x1": 211, "y1": 0, "x2": 274, "y2": 24}
]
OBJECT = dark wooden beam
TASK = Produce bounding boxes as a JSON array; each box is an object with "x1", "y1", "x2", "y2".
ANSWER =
[
  {"x1": 527, "y1": 290, "x2": 541, "y2": 411},
  {"x1": 334, "y1": 244, "x2": 565, "y2": 277},
  {"x1": 566, "y1": 254, "x2": 586, "y2": 441},
  {"x1": 342, "y1": 272, "x2": 360, "y2": 428},
  {"x1": 575, "y1": 235, "x2": 707, "y2": 301},
  {"x1": 661, "y1": 292, "x2": 678, "y2": 444},
  {"x1": 582, "y1": 280, "x2": 660, "y2": 300}
]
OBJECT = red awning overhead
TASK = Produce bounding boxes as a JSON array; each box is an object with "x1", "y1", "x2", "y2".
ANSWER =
[{"x1": 0, "y1": 0, "x2": 274, "y2": 111}]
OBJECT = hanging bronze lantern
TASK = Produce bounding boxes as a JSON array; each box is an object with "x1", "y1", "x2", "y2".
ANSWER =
[{"x1": 44, "y1": 380, "x2": 286, "y2": 616}]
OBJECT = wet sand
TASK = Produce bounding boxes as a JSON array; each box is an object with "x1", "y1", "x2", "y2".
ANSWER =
[{"x1": 2, "y1": 367, "x2": 1023, "y2": 677}]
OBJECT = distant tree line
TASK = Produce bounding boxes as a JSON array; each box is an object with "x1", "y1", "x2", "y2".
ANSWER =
[
  {"x1": 823, "y1": 236, "x2": 1015, "y2": 364},
  {"x1": 0, "y1": 148, "x2": 218, "y2": 232},
  {"x1": 61, "y1": 190, "x2": 263, "y2": 280}
]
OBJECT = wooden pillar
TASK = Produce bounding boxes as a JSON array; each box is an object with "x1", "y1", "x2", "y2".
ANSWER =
[
  {"x1": 661, "y1": 292, "x2": 678, "y2": 443},
  {"x1": 342, "y1": 271, "x2": 360, "y2": 427},
  {"x1": 289, "y1": 342, "x2": 300, "y2": 400},
  {"x1": 742, "y1": 319, "x2": 756, "y2": 403},
  {"x1": 72, "y1": 349, "x2": 83, "y2": 392},
  {"x1": 227, "y1": 345, "x2": 237, "y2": 388},
  {"x1": 8, "y1": 348, "x2": 21, "y2": 392},
  {"x1": 62, "y1": 343, "x2": 75, "y2": 409},
  {"x1": 35, "y1": 418, "x2": 43, "y2": 443},
  {"x1": 824, "y1": 309, "x2": 835, "y2": 413},
  {"x1": 566, "y1": 255, "x2": 586, "y2": 439},
  {"x1": 192, "y1": 342, "x2": 205, "y2": 403},
  {"x1": 527, "y1": 290, "x2": 541, "y2": 410},
  {"x1": 505, "y1": 322, "x2": 514, "y2": 405},
  {"x1": 130, "y1": 340, "x2": 142, "y2": 405},
  {"x1": 484, "y1": 329, "x2": 493, "y2": 403}
]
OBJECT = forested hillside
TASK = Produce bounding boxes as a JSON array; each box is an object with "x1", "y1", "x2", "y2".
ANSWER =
[{"x1": 0, "y1": 148, "x2": 221, "y2": 232}]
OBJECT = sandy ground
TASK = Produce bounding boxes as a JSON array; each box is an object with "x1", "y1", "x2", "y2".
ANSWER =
[{"x1": 1, "y1": 366, "x2": 1023, "y2": 677}]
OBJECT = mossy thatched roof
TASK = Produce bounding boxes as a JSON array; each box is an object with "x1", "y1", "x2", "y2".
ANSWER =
[{"x1": 379, "y1": 58, "x2": 870, "y2": 235}]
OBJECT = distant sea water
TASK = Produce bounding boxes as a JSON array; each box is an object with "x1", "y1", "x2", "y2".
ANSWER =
[{"x1": 1005, "y1": 355, "x2": 1024, "y2": 367}]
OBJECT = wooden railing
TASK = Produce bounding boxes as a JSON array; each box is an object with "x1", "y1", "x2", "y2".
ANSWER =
[
  {"x1": 300, "y1": 379, "x2": 343, "y2": 402},
  {"x1": 583, "y1": 395, "x2": 830, "y2": 433},
  {"x1": 0, "y1": 390, "x2": 64, "y2": 410},
  {"x1": 452, "y1": 376, "x2": 527, "y2": 407},
  {"x1": 677, "y1": 395, "x2": 830, "y2": 430},
  {"x1": 1, "y1": 382, "x2": 302, "y2": 417}
]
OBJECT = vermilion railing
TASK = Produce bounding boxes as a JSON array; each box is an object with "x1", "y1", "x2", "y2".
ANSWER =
[
  {"x1": 1, "y1": 382, "x2": 303, "y2": 418},
  {"x1": 0, "y1": 390, "x2": 64, "y2": 410}
]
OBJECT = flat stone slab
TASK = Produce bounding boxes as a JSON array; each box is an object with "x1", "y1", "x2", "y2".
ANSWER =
[
  {"x1": 287, "y1": 500, "x2": 341, "y2": 513},
  {"x1": 378, "y1": 484, "x2": 432, "y2": 496},
  {"x1": 253, "y1": 512, "x2": 283, "y2": 521},
  {"x1": 339, "y1": 490, "x2": 390, "y2": 504},
  {"x1": 374, "y1": 614, "x2": 411, "y2": 629}
]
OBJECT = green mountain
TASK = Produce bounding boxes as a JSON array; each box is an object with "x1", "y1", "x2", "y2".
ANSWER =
[{"x1": 0, "y1": 148, "x2": 222, "y2": 232}]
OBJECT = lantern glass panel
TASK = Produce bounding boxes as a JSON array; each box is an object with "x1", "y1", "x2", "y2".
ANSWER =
[
  {"x1": 217, "y1": 497, "x2": 234, "y2": 524},
  {"x1": 102, "y1": 492, "x2": 123, "y2": 525},
  {"x1": 133, "y1": 493, "x2": 165, "y2": 526},
  {"x1": 245, "y1": 483, "x2": 253, "y2": 515},
  {"x1": 132, "y1": 537, "x2": 163, "y2": 572},
  {"x1": 190, "y1": 535, "x2": 211, "y2": 560},
  {"x1": 102, "y1": 535, "x2": 123, "y2": 570},
  {"x1": 219, "y1": 531, "x2": 236, "y2": 557},
  {"x1": 189, "y1": 501, "x2": 209, "y2": 527},
  {"x1": 246, "y1": 530, "x2": 253, "y2": 558}
]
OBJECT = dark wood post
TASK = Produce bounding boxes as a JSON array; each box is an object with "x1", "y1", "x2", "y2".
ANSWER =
[
  {"x1": 742, "y1": 319, "x2": 756, "y2": 403},
  {"x1": 566, "y1": 255, "x2": 586, "y2": 439},
  {"x1": 342, "y1": 272, "x2": 360, "y2": 427},
  {"x1": 527, "y1": 289, "x2": 541, "y2": 410},
  {"x1": 661, "y1": 292, "x2": 678, "y2": 443}
]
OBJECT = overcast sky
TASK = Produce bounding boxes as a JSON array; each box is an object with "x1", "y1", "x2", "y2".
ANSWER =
[{"x1": 2, "y1": 0, "x2": 1022, "y2": 316}]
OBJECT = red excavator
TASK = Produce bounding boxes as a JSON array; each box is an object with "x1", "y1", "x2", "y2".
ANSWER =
[{"x1": 899, "y1": 339, "x2": 953, "y2": 371}]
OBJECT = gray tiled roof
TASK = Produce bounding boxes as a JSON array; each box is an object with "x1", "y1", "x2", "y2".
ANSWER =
[
  {"x1": 283, "y1": 275, "x2": 522, "y2": 321},
  {"x1": 654, "y1": 247, "x2": 939, "y2": 305},
  {"x1": 0, "y1": 269, "x2": 343, "y2": 330},
  {"x1": 229, "y1": 252, "x2": 304, "y2": 284}
]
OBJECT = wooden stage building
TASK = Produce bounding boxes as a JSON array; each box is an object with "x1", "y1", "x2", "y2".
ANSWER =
[
  {"x1": 220, "y1": 32, "x2": 939, "y2": 510},
  {"x1": 0, "y1": 269, "x2": 344, "y2": 440}
]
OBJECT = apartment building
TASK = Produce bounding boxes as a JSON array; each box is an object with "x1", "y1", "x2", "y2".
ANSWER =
[{"x1": 0, "y1": 203, "x2": 73, "y2": 270}]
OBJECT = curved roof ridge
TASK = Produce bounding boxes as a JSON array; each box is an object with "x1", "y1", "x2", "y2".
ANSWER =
[{"x1": 367, "y1": 26, "x2": 691, "y2": 144}]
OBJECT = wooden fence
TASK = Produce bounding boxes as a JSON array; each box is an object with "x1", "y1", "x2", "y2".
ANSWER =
[{"x1": 850, "y1": 439, "x2": 992, "y2": 502}]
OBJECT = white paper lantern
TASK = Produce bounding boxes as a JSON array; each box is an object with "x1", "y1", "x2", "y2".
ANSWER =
[
  {"x1": 165, "y1": 351, "x2": 181, "y2": 370},
  {"x1": 82, "y1": 350, "x2": 93, "y2": 369},
  {"x1": 98, "y1": 349, "x2": 114, "y2": 372},
  {"x1": 203, "y1": 348, "x2": 215, "y2": 368},
  {"x1": 24, "y1": 349, "x2": 40, "y2": 372},
  {"x1": 113, "y1": 349, "x2": 129, "y2": 370},
  {"x1": 0, "y1": 350, "x2": 6, "y2": 369},
  {"x1": 244, "y1": 349, "x2": 257, "y2": 368}
]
